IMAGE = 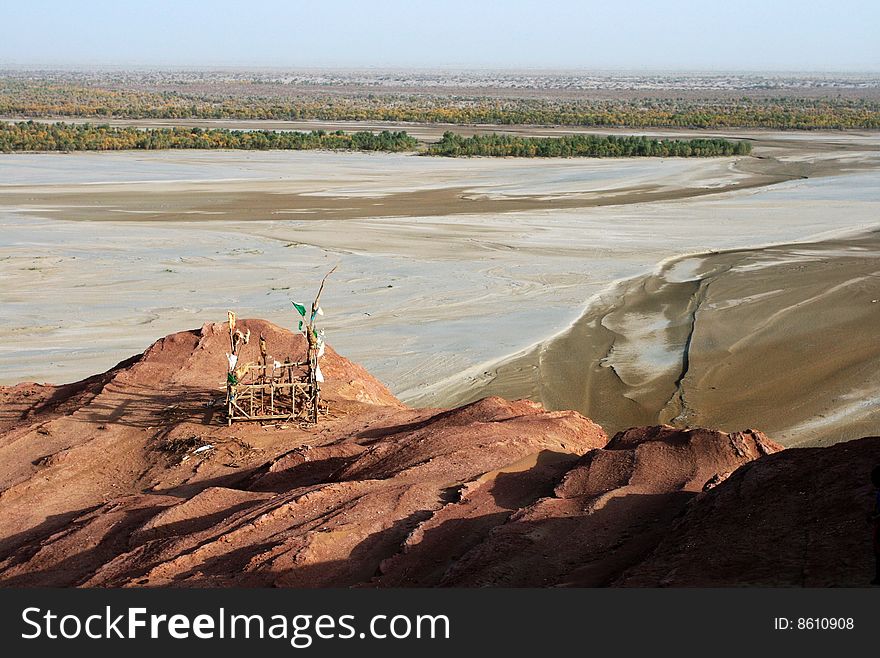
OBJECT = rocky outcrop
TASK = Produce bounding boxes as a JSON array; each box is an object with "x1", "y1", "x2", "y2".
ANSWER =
[
  {"x1": 0, "y1": 320, "x2": 875, "y2": 587},
  {"x1": 438, "y1": 426, "x2": 783, "y2": 587},
  {"x1": 0, "y1": 321, "x2": 607, "y2": 586},
  {"x1": 616, "y1": 436, "x2": 880, "y2": 587}
]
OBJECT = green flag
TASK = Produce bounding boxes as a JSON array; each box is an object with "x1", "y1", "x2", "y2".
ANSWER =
[{"x1": 292, "y1": 301, "x2": 306, "y2": 317}]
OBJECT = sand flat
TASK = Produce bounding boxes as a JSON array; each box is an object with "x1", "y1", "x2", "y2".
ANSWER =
[
  {"x1": 446, "y1": 230, "x2": 880, "y2": 447},
  {"x1": 2, "y1": 132, "x2": 880, "y2": 446}
]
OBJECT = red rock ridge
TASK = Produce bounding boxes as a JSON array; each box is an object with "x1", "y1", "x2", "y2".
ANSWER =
[{"x1": 0, "y1": 320, "x2": 876, "y2": 587}]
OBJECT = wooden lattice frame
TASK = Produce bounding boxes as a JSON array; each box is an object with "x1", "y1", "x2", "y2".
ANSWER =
[{"x1": 225, "y1": 362, "x2": 318, "y2": 425}]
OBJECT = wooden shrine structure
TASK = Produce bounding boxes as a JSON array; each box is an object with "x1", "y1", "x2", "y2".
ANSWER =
[
  {"x1": 224, "y1": 267, "x2": 335, "y2": 426},
  {"x1": 225, "y1": 359, "x2": 318, "y2": 425}
]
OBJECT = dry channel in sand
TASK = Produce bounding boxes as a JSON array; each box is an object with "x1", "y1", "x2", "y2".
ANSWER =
[{"x1": 2, "y1": 129, "x2": 879, "y2": 446}]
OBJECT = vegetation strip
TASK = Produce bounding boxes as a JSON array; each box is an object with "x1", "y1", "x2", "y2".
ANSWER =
[
  {"x1": 0, "y1": 122, "x2": 417, "y2": 152},
  {"x1": 2, "y1": 79, "x2": 879, "y2": 130},
  {"x1": 427, "y1": 131, "x2": 751, "y2": 157},
  {"x1": 0, "y1": 121, "x2": 749, "y2": 156}
]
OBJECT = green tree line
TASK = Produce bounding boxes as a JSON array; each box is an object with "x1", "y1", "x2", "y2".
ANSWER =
[
  {"x1": 0, "y1": 122, "x2": 751, "y2": 158},
  {"x1": 426, "y1": 132, "x2": 751, "y2": 157},
  {"x1": 0, "y1": 122, "x2": 419, "y2": 152}
]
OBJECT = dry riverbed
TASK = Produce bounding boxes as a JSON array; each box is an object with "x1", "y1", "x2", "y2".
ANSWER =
[{"x1": 1, "y1": 129, "x2": 879, "y2": 446}]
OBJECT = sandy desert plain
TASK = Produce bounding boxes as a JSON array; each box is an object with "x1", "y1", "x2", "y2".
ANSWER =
[{"x1": 2, "y1": 124, "x2": 879, "y2": 448}]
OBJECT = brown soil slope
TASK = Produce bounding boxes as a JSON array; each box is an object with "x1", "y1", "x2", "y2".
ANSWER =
[
  {"x1": 437, "y1": 425, "x2": 782, "y2": 587},
  {"x1": 0, "y1": 319, "x2": 607, "y2": 586},
  {"x1": 617, "y1": 436, "x2": 880, "y2": 587},
  {"x1": 0, "y1": 320, "x2": 876, "y2": 587}
]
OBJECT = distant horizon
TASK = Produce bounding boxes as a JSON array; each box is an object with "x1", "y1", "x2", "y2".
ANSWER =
[
  {"x1": 2, "y1": 1, "x2": 878, "y2": 73},
  {"x1": 4, "y1": 64, "x2": 880, "y2": 76}
]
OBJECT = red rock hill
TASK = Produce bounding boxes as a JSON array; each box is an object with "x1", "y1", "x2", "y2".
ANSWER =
[{"x1": 0, "y1": 320, "x2": 876, "y2": 587}]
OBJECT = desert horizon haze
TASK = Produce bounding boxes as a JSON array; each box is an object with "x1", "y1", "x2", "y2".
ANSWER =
[{"x1": 1, "y1": 0, "x2": 879, "y2": 70}]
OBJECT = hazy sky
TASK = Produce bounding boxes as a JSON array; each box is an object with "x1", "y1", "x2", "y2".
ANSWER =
[{"x1": 2, "y1": 0, "x2": 878, "y2": 71}]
